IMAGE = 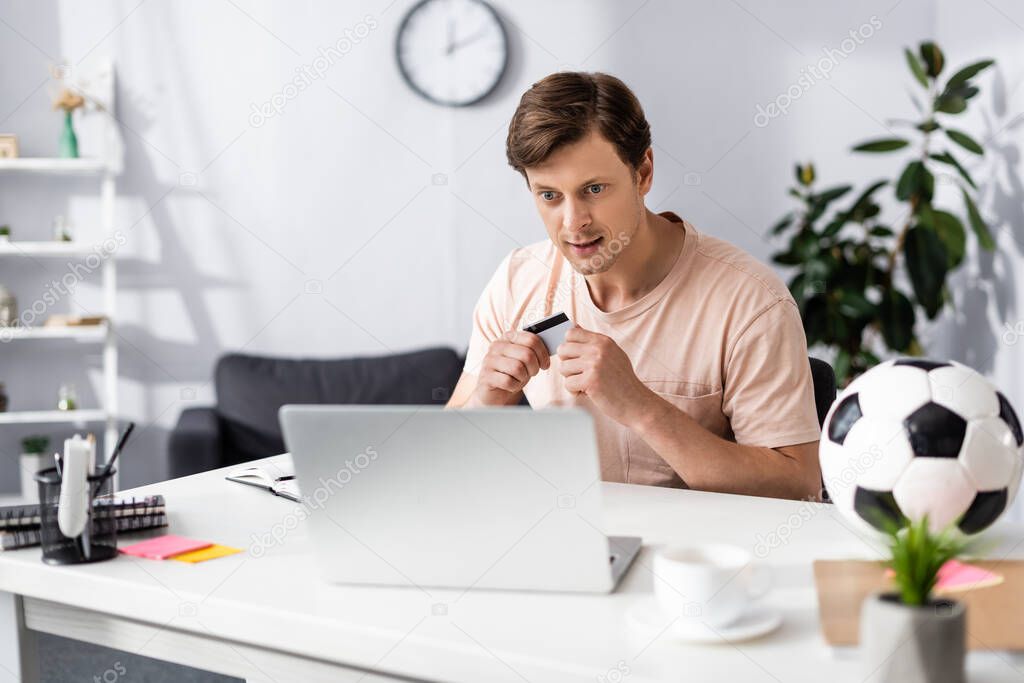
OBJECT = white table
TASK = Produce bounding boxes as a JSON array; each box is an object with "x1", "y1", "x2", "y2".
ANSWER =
[{"x1": 1, "y1": 455, "x2": 1022, "y2": 683}]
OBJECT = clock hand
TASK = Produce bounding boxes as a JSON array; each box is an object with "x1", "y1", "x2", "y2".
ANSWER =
[
  {"x1": 445, "y1": 17, "x2": 456, "y2": 55},
  {"x1": 448, "y1": 25, "x2": 489, "y2": 54}
]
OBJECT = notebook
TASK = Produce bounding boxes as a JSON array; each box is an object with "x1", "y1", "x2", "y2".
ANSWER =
[
  {"x1": 0, "y1": 495, "x2": 165, "y2": 530},
  {"x1": 225, "y1": 464, "x2": 300, "y2": 502},
  {"x1": 0, "y1": 511, "x2": 168, "y2": 551}
]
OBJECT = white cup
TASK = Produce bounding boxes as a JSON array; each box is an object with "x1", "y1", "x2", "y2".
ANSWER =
[{"x1": 652, "y1": 543, "x2": 770, "y2": 630}]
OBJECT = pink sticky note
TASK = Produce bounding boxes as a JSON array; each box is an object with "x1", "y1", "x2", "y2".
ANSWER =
[
  {"x1": 120, "y1": 535, "x2": 213, "y2": 560},
  {"x1": 883, "y1": 559, "x2": 1004, "y2": 594},
  {"x1": 935, "y1": 560, "x2": 1004, "y2": 592}
]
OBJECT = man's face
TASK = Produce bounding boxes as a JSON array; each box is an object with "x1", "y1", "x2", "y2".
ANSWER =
[{"x1": 525, "y1": 129, "x2": 652, "y2": 276}]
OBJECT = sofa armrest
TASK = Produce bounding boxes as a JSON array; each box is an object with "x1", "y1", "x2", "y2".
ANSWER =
[{"x1": 168, "y1": 407, "x2": 223, "y2": 479}]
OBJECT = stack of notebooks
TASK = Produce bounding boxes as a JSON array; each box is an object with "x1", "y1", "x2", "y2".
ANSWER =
[{"x1": 0, "y1": 495, "x2": 167, "y2": 551}]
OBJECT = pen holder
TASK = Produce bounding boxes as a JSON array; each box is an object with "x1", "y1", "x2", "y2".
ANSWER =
[{"x1": 34, "y1": 466, "x2": 118, "y2": 565}]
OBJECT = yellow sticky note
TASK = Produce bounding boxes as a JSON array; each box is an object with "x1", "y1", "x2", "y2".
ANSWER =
[{"x1": 171, "y1": 544, "x2": 242, "y2": 563}]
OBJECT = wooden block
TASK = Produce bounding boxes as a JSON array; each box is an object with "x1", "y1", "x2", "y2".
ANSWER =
[{"x1": 814, "y1": 559, "x2": 1024, "y2": 650}]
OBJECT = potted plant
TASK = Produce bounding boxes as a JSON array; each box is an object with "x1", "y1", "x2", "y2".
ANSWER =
[
  {"x1": 861, "y1": 516, "x2": 967, "y2": 683},
  {"x1": 770, "y1": 42, "x2": 996, "y2": 385},
  {"x1": 20, "y1": 435, "x2": 51, "y2": 503}
]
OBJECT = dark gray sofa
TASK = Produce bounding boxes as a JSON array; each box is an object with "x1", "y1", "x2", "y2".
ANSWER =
[
  {"x1": 168, "y1": 347, "x2": 835, "y2": 480},
  {"x1": 167, "y1": 347, "x2": 464, "y2": 478}
]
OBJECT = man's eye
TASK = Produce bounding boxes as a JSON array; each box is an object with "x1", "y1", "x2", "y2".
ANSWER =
[
  {"x1": 540, "y1": 191, "x2": 557, "y2": 201},
  {"x1": 586, "y1": 184, "x2": 605, "y2": 195}
]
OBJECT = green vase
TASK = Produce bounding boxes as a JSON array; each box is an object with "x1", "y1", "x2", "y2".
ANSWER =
[{"x1": 58, "y1": 110, "x2": 79, "y2": 159}]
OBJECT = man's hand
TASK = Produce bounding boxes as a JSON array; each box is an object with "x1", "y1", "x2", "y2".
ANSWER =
[
  {"x1": 556, "y1": 325, "x2": 659, "y2": 426},
  {"x1": 468, "y1": 331, "x2": 551, "y2": 406}
]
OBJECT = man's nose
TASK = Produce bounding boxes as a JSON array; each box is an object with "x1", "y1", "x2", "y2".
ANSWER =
[{"x1": 562, "y1": 198, "x2": 591, "y2": 233}]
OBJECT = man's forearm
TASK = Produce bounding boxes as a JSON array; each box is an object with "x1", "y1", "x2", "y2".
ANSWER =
[{"x1": 628, "y1": 392, "x2": 820, "y2": 501}]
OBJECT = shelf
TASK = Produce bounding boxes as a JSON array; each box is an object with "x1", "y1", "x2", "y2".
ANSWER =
[
  {"x1": 0, "y1": 241, "x2": 97, "y2": 257},
  {"x1": 0, "y1": 410, "x2": 108, "y2": 426},
  {"x1": 0, "y1": 324, "x2": 107, "y2": 342},
  {"x1": 0, "y1": 158, "x2": 108, "y2": 175}
]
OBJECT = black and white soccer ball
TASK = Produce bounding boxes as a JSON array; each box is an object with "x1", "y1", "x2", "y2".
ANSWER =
[{"x1": 820, "y1": 358, "x2": 1023, "y2": 536}]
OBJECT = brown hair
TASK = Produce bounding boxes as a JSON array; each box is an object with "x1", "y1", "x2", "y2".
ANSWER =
[{"x1": 506, "y1": 72, "x2": 651, "y2": 180}]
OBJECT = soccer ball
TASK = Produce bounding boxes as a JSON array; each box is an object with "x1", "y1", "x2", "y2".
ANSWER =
[{"x1": 820, "y1": 358, "x2": 1023, "y2": 536}]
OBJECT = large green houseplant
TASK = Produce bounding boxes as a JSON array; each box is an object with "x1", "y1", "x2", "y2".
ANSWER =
[{"x1": 770, "y1": 42, "x2": 995, "y2": 384}]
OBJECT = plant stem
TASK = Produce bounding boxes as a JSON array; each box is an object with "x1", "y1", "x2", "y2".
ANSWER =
[{"x1": 885, "y1": 88, "x2": 936, "y2": 283}]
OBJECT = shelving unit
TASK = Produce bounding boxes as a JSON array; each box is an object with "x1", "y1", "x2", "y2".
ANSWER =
[
  {"x1": 0, "y1": 158, "x2": 108, "y2": 174},
  {"x1": 0, "y1": 410, "x2": 108, "y2": 426},
  {"x1": 0, "y1": 241, "x2": 100, "y2": 257},
  {"x1": 0, "y1": 164, "x2": 119, "y2": 471},
  {"x1": 0, "y1": 59, "x2": 121, "y2": 490},
  {"x1": 1, "y1": 323, "x2": 108, "y2": 342}
]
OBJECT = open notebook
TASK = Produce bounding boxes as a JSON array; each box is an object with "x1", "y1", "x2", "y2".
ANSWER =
[{"x1": 225, "y1": 464, "x2": 300, "y2": 502}]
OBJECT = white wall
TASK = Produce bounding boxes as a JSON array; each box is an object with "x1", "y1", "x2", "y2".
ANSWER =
[{"x1": 0, "y1": 0, "x2": 1021, "y2": 519}]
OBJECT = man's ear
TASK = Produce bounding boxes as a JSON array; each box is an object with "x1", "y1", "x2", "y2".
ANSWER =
[{"x1": 635, "y1": 147, "x2": 654, "y2": 196}]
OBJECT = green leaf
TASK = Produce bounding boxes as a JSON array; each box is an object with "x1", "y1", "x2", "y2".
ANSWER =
[
  {"x1": 804, "y1": 254, "x2": 835, "y2": 285},
  {"x1": 838, "y1": 289, "x2": 876, "y2": 319},
  {"x1": 904, "y1": 225, "x2": 949, "y2": 319},
  {"x1": 822, "y1": 214, "x2": 848, "y2": 237},
  {"x1": 935, "y1": 93, "x2": 967, "y2": 114},
  {"x1": 849, "y1": 180, "x2": 888, "y2": 210},
  {"x1": 788, "y1": 273, "x2": 807, "y2": 307},
  {"x1": 919, "y1": 208, "x2": 966, "y2": 267},
  {"x1": 791, "y1": 230, "x2": 820, "y2": 260},
  {"x1": 772, "y1": 251, "x2": 802, "y2": 266},
  {"x1": 879, "y1": 289, "x2": 916, "y2": 351},
  {"x1": 946, "y1": 59, "x2": 994, "y2": 90},
  {"x1": 896, "y1": 161, "x2": 934, "y2": 202},
  {"x1": 843, "y1": 180, "x2": 887, "y2": 225},
  {"x1": 814, "y1": 185, "x2": 853, "y2": 204},
  {"x1": 944, "y1": 84, "x2": 980, "y2": 101},
  {"x1": 929, "y1": 151, "x2": 976, "y2": 189},
  {"x1": 802, "y1": 294, "x2": 828, "y2": 346},
  {"x1": 919, "y1": 42, "x2": 945, "y2": 78},
  {"x1": 834, "y1": 348, "x2": 852, "y2": 383},
  {"x1": 904, "y1": 48, "x2": 929, "y2": 87},
  {"x1": 770, "y1": 213, "x2": 794, "y2": 235},
  {"x1": 916, "y1": 120, "x2": 941, "y2": 133},
  {"x1": 870, "y1": 226, "x2": 895, "y2": 237},
  {"x1": 962, "y1": 188, "x2": 995, "y2": 250},
  {"x1": 852, "y1": 138, "x2": 910, "y2": 153},
  {"x1": 946, "y1": 128, "x2": 983, "y2": 155}
]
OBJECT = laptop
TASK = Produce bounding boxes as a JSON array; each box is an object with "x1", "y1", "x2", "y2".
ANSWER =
[{"x1": 279, "y1": 405, "x2": 641, "y2": 593}]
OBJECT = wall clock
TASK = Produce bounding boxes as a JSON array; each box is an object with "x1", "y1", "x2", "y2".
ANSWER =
[{"x1": 396, "y1": 0, "x2": 509, "y2": 107}]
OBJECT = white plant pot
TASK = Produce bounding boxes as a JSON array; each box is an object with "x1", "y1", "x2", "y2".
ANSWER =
[
  {"x1": 19, "y1": 452, "x2": 48, "y2": 503},
  {"x1": 861, "y1": 592, "x2": 965, "y2": 683}
]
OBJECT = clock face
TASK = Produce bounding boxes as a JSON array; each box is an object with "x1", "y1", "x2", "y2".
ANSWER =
[{"x1": 396, "y1": 0, "x2": 509, "y2": 107}]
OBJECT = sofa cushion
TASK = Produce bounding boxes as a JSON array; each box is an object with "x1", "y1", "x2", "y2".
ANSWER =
[{"x1": 214, "y1": 347, "x2": 464, "y2": 463}]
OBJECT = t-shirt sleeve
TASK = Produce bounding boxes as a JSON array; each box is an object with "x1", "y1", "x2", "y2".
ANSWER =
[
  {"x1": 721, "y1": 299, "x2": 821, "y2": 448},
  {"x1": 463, "y1": 253, "x2": 514, "y2": 377}
]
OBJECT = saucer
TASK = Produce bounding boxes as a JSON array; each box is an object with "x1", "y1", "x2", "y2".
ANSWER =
[{"x1": 628, "y1": 598, "x2": 782, "y2": 644}]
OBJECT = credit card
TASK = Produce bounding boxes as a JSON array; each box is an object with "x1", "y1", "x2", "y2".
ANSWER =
[{"x1": 523, "y1": 311, "x2": 571, "y2": 355}]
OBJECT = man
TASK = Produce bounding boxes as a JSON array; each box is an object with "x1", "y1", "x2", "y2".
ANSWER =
[{"x1": 446, "y1": 72, "x2": 821, "y2": 501}]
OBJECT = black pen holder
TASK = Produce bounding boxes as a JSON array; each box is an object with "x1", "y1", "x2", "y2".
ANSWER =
[{"x1": 34, "y1": 467, "x2": 118, "y2": 565}]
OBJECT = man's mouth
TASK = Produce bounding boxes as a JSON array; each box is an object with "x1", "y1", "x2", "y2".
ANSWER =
[{"x1": 566, "y1": 236, "x2": 603, "y2": 256}]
